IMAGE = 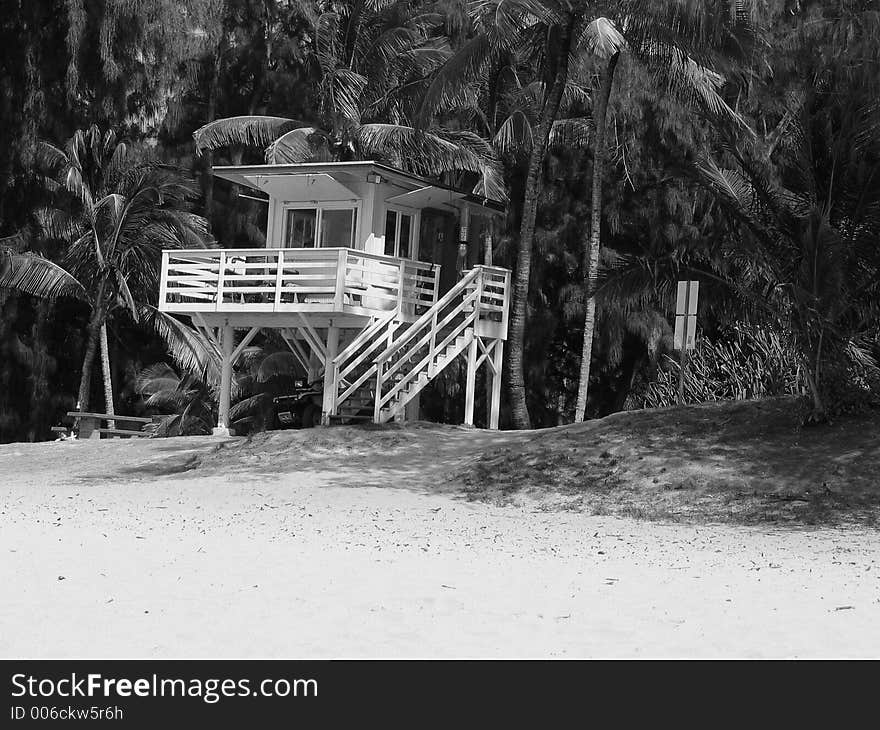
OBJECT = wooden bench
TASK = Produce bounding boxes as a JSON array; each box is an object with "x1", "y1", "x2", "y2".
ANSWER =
[
  {"x1": 64, "y1": 412, "x2": 153, "y2": 439},
  {"x1": 92, "y1": 428, "x2": 149, "y2": 438}
]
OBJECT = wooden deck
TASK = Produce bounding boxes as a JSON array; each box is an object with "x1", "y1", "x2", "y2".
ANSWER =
[{"x1": 159, "y1": 247, "x2": 440, "y2": 321}]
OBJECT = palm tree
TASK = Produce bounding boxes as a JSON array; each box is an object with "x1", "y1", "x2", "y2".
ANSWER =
[
  {"x1": 571, "y1": 4, "x2": 751, "y2": 423},
  {"x1": 0, "y1": 125, "x2": 211, "y2": 416},
  {"x1": 192, "y1": 0, "x2": 502, "y2": 193},
  {"x1": 418, "y1": 0, "x2": 746, "y2": 427}
]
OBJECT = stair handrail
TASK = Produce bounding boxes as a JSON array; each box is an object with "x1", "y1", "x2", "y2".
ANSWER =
[
  {"x1": 333, "y1": 305, "x2": 400, "y2": 367},
  {"x1": 373, "y1": 268, "x2": 483, "y2": 423},
  {"x1": 331, "y1": 305, "x2": 401, "y2": 413},
  {"x1": 377, "y1": 307, "x2": 478, "y2": 412},
  {"x1": 374, "y1": 267, "x2": 481, "y2": 366}
]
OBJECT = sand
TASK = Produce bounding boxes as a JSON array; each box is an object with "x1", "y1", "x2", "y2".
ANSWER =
[{"x1": 1, "y1": 422, "x2": 879, "y2": 658}]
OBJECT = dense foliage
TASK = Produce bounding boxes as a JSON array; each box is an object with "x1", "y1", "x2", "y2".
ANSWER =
[{"x1": 1, "y1": 0, "x2": 878, "y2": 441}]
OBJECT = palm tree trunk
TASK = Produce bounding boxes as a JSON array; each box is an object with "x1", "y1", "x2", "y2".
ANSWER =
[
  {"x1": 27, "y1": 298, "x2": 52, "y2": 441},
  {"x1": 506, "y1": 17, "x2": 577, "y2": 429},
  {"x1": 76, "y1": 279, "x2": 107, "y2": 412},
  {"x1": 203, "y1": 37, "x2": 224, "y2": 223},
  {"x1": 574, "y1": 52, "x2": 620, "y2": 423},
  {"x1": 99, "y1": 322, "x2": 115, "y2": 429},
  {"x1": 77, "y1": 310, "x2": 102, "y2": 413}
]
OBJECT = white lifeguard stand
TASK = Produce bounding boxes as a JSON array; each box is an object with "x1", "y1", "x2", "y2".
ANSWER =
[{"x1": 158, "y1": 161, "x2": 509, "y2": 434}]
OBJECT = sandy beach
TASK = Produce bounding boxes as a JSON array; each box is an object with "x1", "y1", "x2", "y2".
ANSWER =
[{"x1": 1, "y1": 425, "x2": 879, "y2": 658}]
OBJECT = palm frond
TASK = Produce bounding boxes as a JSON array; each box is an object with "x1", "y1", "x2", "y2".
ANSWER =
[
  {"x1": 266, "y1": 127, "x2": 331, "y2": 164},
  {"x1": 0, "y1": 251, "x2": 87, "y2": 300},
  {"x1": 193, "y1": 116, "x2": 310, "y2": 154},
  {"x1": 355, "y1": 124, "x2": 498, "y2": 180},
  {"x1": 579, "y1": 17, "x2": 625, "y2": 59},
  {"x1": 229, "y1": 393, "x2": 270, "y2": 421},
  {"x1": 327, "y1": 69, "x2": 368, "y2": 125},
  {"x1": 549, "y1": 117, "x2": 592, "y2": 149},
  {"x1": 139, "y1": 306, "x2": 220, "y2": 385},
  {"x1": 492, "y1": 110, "x2": 533, "y2": 155},
  {"x1": 416, "y1": 33, "x2": 499, "y2": 123}
]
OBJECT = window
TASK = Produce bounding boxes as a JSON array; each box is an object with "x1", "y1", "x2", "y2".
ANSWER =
[
  {"x1": 320, "y1": 208, "x2": 356, "y2": 248},
  {"x1": 384, "y1": 210, "x2": 415, "y2": 259},
  {"x1": 285, "y1": 208, "x2": 317, "y2": 247},
  {"x1": 283, "y1": 206, "x2": 357, "y2": 248}
]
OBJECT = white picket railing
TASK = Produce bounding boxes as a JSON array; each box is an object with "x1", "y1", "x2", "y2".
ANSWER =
[{"x1": 159, "y1": 247, "x2": 440, "y2": 317}]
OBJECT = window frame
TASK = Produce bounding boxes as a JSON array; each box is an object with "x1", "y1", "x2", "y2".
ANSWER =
[
  {"x1": 281, "y1": 200, "x2": 362, "y2": 249},
  {"x1": 383, "y1": 205, "x2": 420, "y2": 260}
]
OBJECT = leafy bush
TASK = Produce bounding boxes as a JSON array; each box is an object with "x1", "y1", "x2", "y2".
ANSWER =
[
  {"x1": 639, "y1": 324, "x2": 803, "y2": 408},
  {"x1": 640, "y1": 324, "x2": 880, "y2": 415}
]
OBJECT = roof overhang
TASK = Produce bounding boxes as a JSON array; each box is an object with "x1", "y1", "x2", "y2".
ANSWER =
[
  {"x1": 212, "y1": 161, "x2": 506, "y2": 215},
  {"x1": 242, "y1": 172, "x2": 359, "y2": 201},
  {"x1": 386, "y1": 186, "x2": 466, "y2": 211}
]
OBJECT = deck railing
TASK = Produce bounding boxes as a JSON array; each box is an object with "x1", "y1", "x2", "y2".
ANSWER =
[{"x1": 159, "y1": 247, "x2": 440, "y2": 317}]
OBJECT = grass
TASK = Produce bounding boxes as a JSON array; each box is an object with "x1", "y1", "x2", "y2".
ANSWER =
[{"x1": 451, "y1": 397, "x2": 880, "y2": 526}]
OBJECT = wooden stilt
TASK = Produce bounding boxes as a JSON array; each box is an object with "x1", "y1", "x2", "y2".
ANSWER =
[
  {"x1": 489, "y1": 339, "x2": 503, "y2": 430},
  {"x1": 214, "y1": 323, "x2": 234, "y2": 436},
  {"x1": 321, "y1": 324, "x2": 340, "y2": 424},
  {"x1": 464, "y1": 333, "x2": 478, "y2": 426}
]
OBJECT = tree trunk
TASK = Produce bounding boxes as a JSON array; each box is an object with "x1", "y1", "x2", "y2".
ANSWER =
[
  {"x1": 100, "y1": 322, "x2": 115, "y2": 429},
  {"x1": 76, "y1": 310, "x2": 102, "y2": 413},
  {"x1": 27, "y1": 298, "x2": 52, "y2": 441},
  {"x1": 203, "y1": 37, "x2": 224, "y2": 224},
  {"x1": 506, "y1": 17, "x2": 577, "y2": 429},
  {"x1": 574, "y1": 52, "x2": 620, "y2": 423},
  {"x1": 800, "y1": 350, "x2": 826, "y2": 422},
  {"x1": 76, "y1": 280, "x2": 107, "y2": 413}
]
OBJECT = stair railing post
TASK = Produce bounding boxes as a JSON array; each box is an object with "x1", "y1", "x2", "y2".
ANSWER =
[
  {"x1": 373, "y1": 357, "x2": 384, "y2": 424},
  {"x1": 428, "y1": 307, "x2": 438, "y2": 377},
  {"x1": 471, "y1": 266, "x2": 484, "y2": 330},
  {"x1": 463, "y1": 268, "x2": 483, "y2": 428}
]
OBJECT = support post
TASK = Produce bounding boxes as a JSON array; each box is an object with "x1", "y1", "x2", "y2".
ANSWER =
[
  {"x1": 489, "y1": 340, "x2": 504, "y2": 430},
  {"x1": 307, "y1": 349, "x2": 320, "y2": 383},
  {"x1": 321, "y1": 324, "x2": 340, "y2": 425},
  {"x1": 464, "y1": 333, "x2": 478, "y2": 427},
  {"x1": 678, "y1": 345, "x2": 687, "y2": 405},
  {"x1": 214, "y1": 323, "x2": 234, "y2": 436}
]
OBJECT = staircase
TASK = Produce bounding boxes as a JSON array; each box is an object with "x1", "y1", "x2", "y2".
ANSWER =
[{"x1": 330, "y1": 266, "x2": 508, "y2": 424}]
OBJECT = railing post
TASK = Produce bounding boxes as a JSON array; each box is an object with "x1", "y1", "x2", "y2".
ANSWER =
[
  {"x1": 158, "y1": 251, "x2": 169, "y2": 310},
  {"x1": 274, "y1": 249, "x2": 284, "y2": 309},
  {"x1": 335, "y1": 249, "x2": 346, "y2": 311},
  {"x1": 397, "y1": 259, "x2": 406, "y2": 314},
  {"x1": 215, "y1": 251, "x2": 226, "y2": 312},
  {"x1": 475, "y1": 266, "x2": 484, "y2": 326},
  {"x1": 428, "y1": 308, "x2": 438, "y2": 378}
]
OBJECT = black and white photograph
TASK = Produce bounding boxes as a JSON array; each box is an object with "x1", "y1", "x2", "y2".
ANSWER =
[{"x1": 1, "y1": 0, "x2": 879, "y2": 711}]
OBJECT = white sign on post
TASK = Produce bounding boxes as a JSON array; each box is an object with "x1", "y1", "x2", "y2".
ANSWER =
[{"x1": 673, "y1": 280, "x2": 699, "y2": 350}]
